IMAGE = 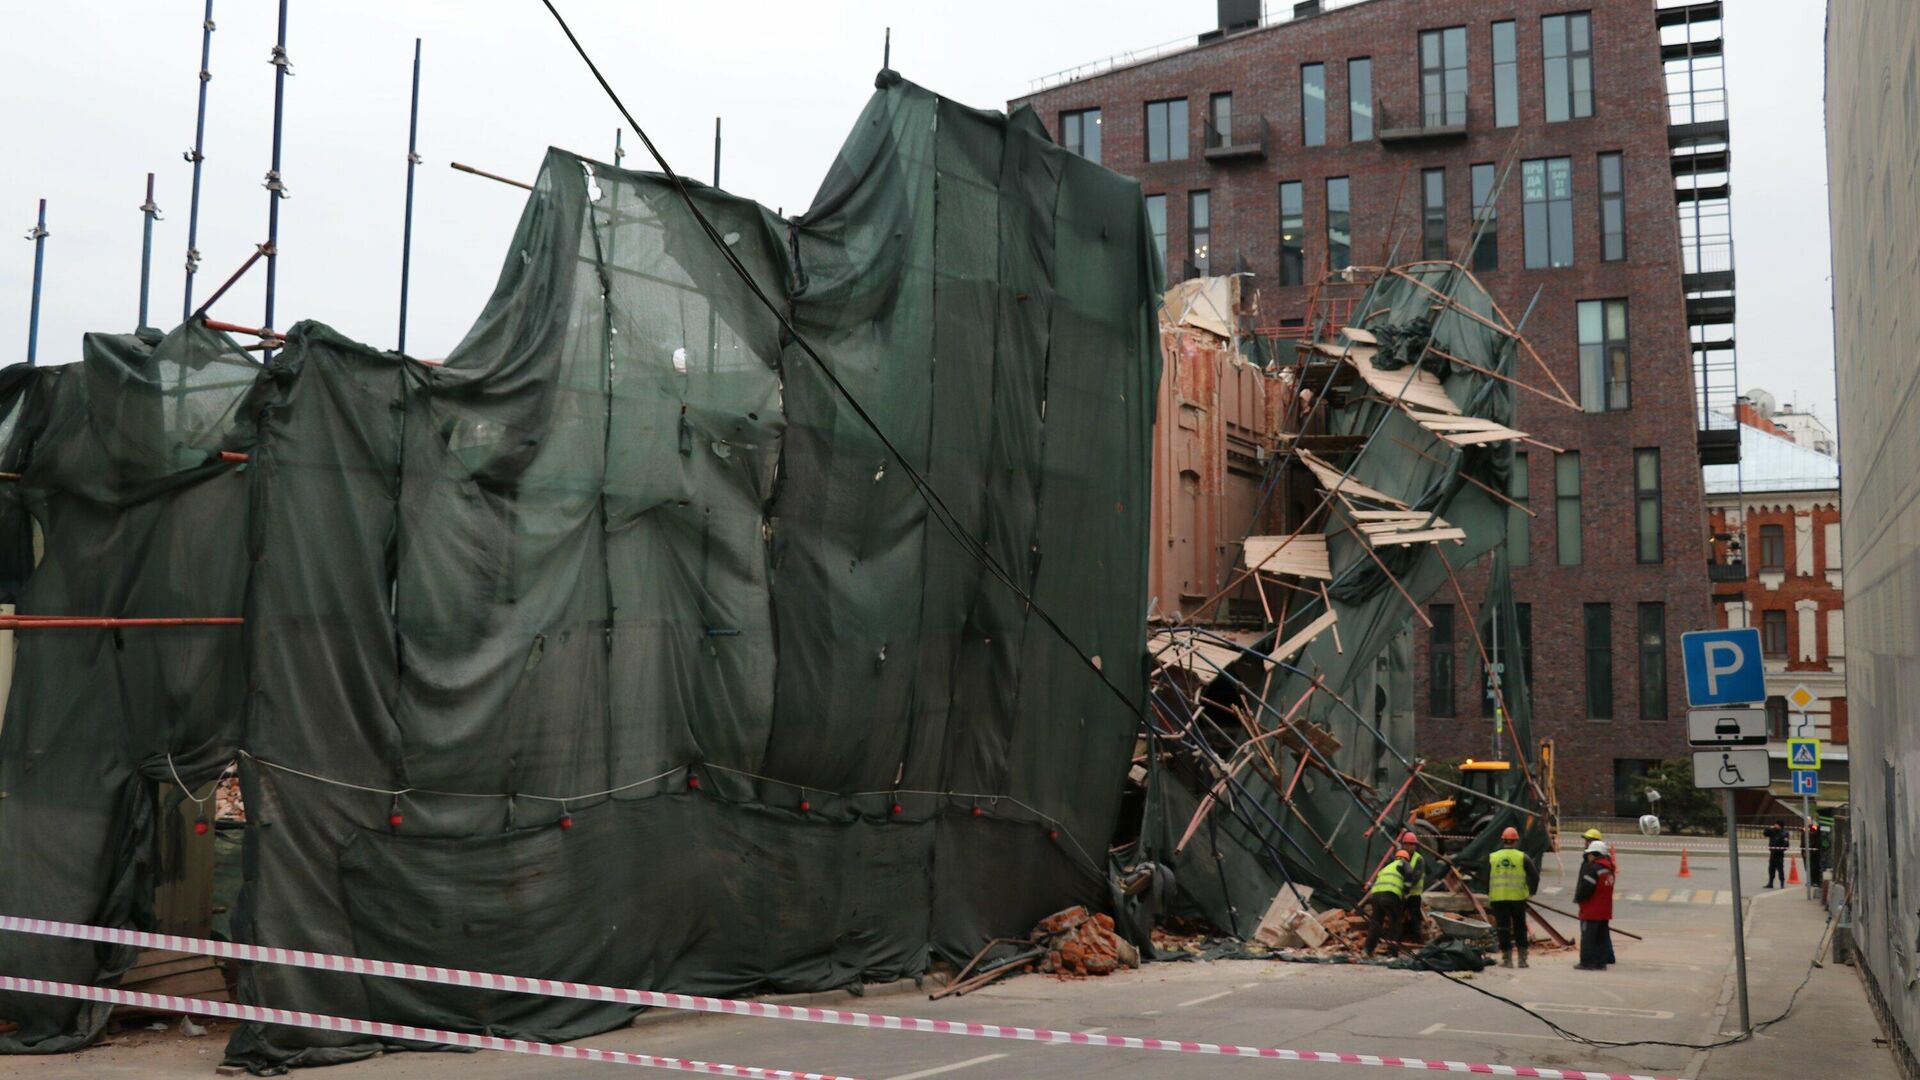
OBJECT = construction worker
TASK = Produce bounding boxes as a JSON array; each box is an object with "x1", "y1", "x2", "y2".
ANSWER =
[
  {"x1": 1362, "y1": 850, "x2": 1411, "y2": 957},
  {"x1": 1573, "y1": 839, "x2": 1617, "y2": 970},
  {"x1": 1581, "y1": 826, "x2": 1606, "y2": 853},
  {"x1": 1805, "y1": 820, "x2": 1827, "y2": 889},
  {"x1": 1765, "y1": 821, "x2": 1789, "y2": 888},
  {"x1": 1487, "y1": 826, "x2": 1539, "y2": 968},
  {"x1": 1397, "y1": 830, "x2": 1428, "y2": 946}
]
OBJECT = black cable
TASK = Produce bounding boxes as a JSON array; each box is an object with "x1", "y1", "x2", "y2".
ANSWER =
[
  {"x1": 1409, "y1": 902, "x2": 1838, "y2": 1052},
  {"x1": 535, "y1": 0, "x2": 1146, "y2": 726}
]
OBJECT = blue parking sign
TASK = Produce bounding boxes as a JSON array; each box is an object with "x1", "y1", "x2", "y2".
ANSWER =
[
  {"x1": 1682, "y1": 628, "x2": 1766, "y2": 707},
  {"x1": 1791, "y1": 770, "x2": 1819, "y2": 796}
]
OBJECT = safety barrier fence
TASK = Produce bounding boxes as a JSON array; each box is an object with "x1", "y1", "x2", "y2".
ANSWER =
[{"x1": 0, "y1": 915, "x2": 1685, "y2": 1080}]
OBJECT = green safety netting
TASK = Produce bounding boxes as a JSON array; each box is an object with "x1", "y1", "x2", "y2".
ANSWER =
[
  {"x1": 0, "y1": 72, "x2": 1162, "y2": 1071},
  {"x1": 1142, "y1": 265, "x2": 1547, "y2": 925}
]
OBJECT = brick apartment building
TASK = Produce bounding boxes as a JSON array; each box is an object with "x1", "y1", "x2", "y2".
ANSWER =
[
  {"x1": 1015, "y1": 0, "x2": 1728, "y2": 814},
  {"x1": 1704, "y1": 398, "x2": 1847, "y2": 802}
]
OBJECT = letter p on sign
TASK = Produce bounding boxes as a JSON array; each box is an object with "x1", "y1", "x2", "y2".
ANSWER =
[{"x1": 1682, "y1": 628, "x2": 1766, "y2": 708}]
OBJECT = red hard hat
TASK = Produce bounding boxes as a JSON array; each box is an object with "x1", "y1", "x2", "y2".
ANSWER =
[
  {"x1": 1395, "y1": 849, "x2": 1411, "y2": 861},
  {"x1": 1399, "y1": 830, "x2": 1419, "y2": 846},
  {"x1": 1501, "y1": 826, "x2": 1520, "y2": 841}
]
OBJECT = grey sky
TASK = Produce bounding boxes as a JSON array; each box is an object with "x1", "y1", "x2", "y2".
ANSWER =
[{"x1": 0, "y1": 0, "x2": 1833, "y2": 429}]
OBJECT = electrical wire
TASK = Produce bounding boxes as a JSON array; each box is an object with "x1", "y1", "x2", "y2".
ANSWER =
[{"x1": 1409, "y1": 900, "x2": 1839, "y2": 1052}]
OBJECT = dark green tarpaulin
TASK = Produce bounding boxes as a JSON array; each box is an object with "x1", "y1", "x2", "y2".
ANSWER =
[{"x1": 0, "y1": 73, "x2": 1161, "y2": 1071}]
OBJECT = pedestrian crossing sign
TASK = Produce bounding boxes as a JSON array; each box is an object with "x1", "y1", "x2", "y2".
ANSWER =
[{"x1": 1788, "y1": 738, "x2": 1820, "y2": 769}]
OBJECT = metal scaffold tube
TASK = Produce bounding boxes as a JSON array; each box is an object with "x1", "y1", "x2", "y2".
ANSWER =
[
  {"x1": 397, "y1": 37, "x2": 421, "y2": 354},
  {"x1": 138, "y1": 174, "x2": 161, "y2": 330},
  {"x1": 181, "y1": 0, "x2": 215, "y2": 321},
  {"x1": 262, "y1": 0, "x2": 291, "y2": 360},
  {"x1": 24, "y1": 199, "x2": 48, "y2": 366}
]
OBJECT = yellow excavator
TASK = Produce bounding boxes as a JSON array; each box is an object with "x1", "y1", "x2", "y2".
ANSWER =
[{"x1": 1406, "y1": 741, "x2": 1556, "y2": 854}]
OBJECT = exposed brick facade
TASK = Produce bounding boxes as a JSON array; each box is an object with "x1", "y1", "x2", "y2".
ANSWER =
[{"x1": 1015, "y1": 0, "x2": 1712, "y2": 814}]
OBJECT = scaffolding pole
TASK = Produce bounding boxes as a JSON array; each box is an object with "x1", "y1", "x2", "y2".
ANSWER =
[
  {"x1": 397, "y1": 37, "x2": 421, "y2": 354},
  {"x1": 181, "y1": 0, "x2": 215, "y2": 321},
  {"x1": 262, "y1": 0, "x2": 291, "y2": 360},
  {"x1": 24, "y1": 199, "x2": 47, "y2": 366},
  {"x1": 138, "y1": 174, "x2": 161, "y2": 330}
]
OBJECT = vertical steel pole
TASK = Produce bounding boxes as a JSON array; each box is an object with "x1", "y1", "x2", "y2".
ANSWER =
[
  {"x1": 614, "y1": 127, "x2": 624, "y2": 168},
  {"x1": 182, "y1": 0, "x2": 215, "y2": 321},
  {"x1": 712, "y1": 118, "x2": 722, "y2": 187},
  {"x1": 397, "y1": 38, "x2": 421, "y2": 354},
  {"x1": 262, "y1": 0, "x2": 291, "y2": 359},
  {"x1": 138, "y1": 174, "x2": 160, "y2": 330},
  {"x1": 1725, "y1": 790, "x2": 1751, "y2": 1031},
  {"x1": 24, "y1": 200, "x2": 47, "y2": 366},
  {"x1": 883, "y1": 27, "x2": 891, "y2": 69}
]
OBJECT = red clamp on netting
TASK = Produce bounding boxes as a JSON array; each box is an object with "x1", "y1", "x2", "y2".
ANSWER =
[
  {"x1": 558, "y1": 813, "x2": 573, "y2": 831},
  {"x1": 686, "y1": 772, "x2": 701, "y2": 791},
  {"x1": 387, "y1": 797, "x2": 404, "y2": 830},
  {"x1": 798, "y1": 799, "x2": 811, "y2": 813},
  {"x1": 889, "y1": 801, "x2": 903, "y2": 817},
  {"x1": 1048, "y1": 829, "x2": 1059, "y2": 841},
  {"x1": 969, "y1": 806, "x2": 984, "y2": 818},
  {"x1": 193, "y1": 817, "x2": 210, "y2": 836}
]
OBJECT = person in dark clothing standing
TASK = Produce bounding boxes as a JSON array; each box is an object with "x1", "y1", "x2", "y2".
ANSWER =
[
  {"x1": 1765, "y1": 822, "x2": 1789, "y2": 888},
  {"x1": 1573, "y1": 840, "x2": 1616, "y2": 970},
  {"x1": 1487, "y1": 826, "x2": 1540, "y2": 968},
  {"x1": 1805, "y1": 821, "x2": 1827, "y2": 889},
  {"x1": 1362, "y1": 850, "x2": 1411, "y2": 957}
]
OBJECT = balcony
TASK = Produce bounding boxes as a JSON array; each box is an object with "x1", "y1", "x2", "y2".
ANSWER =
[
  {"x1": 1377, "y1": 97, "x2": 1466, "y2": 144},
  {"x1": 1708, "y1": 558, "x2": 1748, "y2": 583},
  {"x1": 1698, "y1": 426, "x2": 1740, "y2": 466},
  {"x1": 1204, "y1": 113, "x2": 1268, "y2": 160}
]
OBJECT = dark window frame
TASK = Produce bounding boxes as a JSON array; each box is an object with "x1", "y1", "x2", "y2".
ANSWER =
[
  {"x1": 1145, "y1": 193, "x2": 1168, "y2": 269},
  {"x1": 1279, "y1": 180, "x2": 1305, "y2": 285},
  {"x1": 1762, "y1": 609, "x2": 1789, "y2": 656},
  {"x1": 1420, "y1": 26, "x2": 1469, "y2": 127},
  {"x1": 1144, "y1": 98, "x2": 1189, "y2": 162},
  {"x1": 1061, "y1": 108, "x2": 1102, "y2": 163},
  {"x1": 1301, "y1": 63, "x2": 1327, "y2": 146},
  {"x1": 1470, "y1": 162, "x2": 1498, "y2": 271},
  {"x1": 1585, "y1": 602, "x2": 1613, "y2": 720},
  {"x1": 1491, "y1": 20, "x2": 1519, "y2": 127},
  {"x1": 1188, "y1": 190, "x2": 1212, "y2": 278},
  {"x1": 1348, "y1": 57, "x2": 1374, "y2": 141},
  {"x1": 1598, "y1": 151, "x2": 1625, "y2": 261},
  {"x1": 1430, "y1": 603, "x2": 1456, "y2": 717},
  {"x1": 1759, "y1": 523, "x2": 1786, "y2": 571},
  {"x1": 1207, "y1": 92, "x2": 1232, "y2": 150},
  {"x1": 1421, "y1": 167, "x2": 1448, "y2": 260},
  {"x1": 1634, "y1": 448, "x2": 1662, "y2": 563},
  {"x1": 1543, "y1": 11, "x2": 1594, "y2": 122},
  {"x1": 1577, "y1": 298, "x2": 1630, "y2": 412},
  {"x1": 1523, "y1": 157, "x2": 1575, "y2": 268},
  {"x1": 1638, "y1": 602, "x2": 1667, "y2": 721},
  {"x1": 1556, "y1": 451, "x2": 1582, "y2": 565},
  {"x1": 1326, "y1": 176, "x2": 1352, "y2": 271},
  {"x1": 1509, "y1": 450, "x2": 1530, "y2": 565}
]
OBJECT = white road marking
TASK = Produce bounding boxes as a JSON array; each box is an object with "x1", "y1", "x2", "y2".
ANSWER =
[
  {"x1": 1541, "y1": 886, "x2": 1563, "y2": 895},
  {"x1": 1177, "y1": 989, "x2": 1235, "y2": 1007},
  {"x1": 1042, "y1": 1027, "x2": 1106, "y2": 1047},
  {"x1": 1238, "y1": 981, "x2": 1260, "y2": 989},
  {"x1": 885, "y1": 1053, "x2": 1009, "y2": 1079},
  {"x1": 1524, "y1": 1002, "x2": 1675, "y2": 1020},
  {"x1": 1142, "y1": 1009, "x2": 1162, "y2": 1016},
  {"x1": 1418, "y1": 1022, "x2": 1563, "y2": 1042}
]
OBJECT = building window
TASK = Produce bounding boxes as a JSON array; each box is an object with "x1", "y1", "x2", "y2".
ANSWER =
[
  {"x1": 1421, "y1": 168, "x2": 1448, "y2": 260},
  {"x1": 1145, "y1": 98, "x2": 1188, "y2": 162},
  {"x1": 1326, "y1": 177, "x2": 1351, "y2": 271},
  {"x1": 1758, "y1": 523, "x2": 1785, "y2": 571},
  {"x1": 1470, "y1": 162, "x2": 1498, "y2": 271},
  {"x1": 1492, "y1": 21, "x2": 1519, "y2": 127},
  {"x1": 1556, "y1": 452, "x2": 1581, "y2": 565},
  {"x1": 1585, "y1": 603, "x2": 1613, "y2": 719},
  {"x1": 1598, "y1": 152, "x2": 1625, "y2": 261},
  {"x1": 1188, "y1": 190, "x2": 1211, "y2": 277},
  {"x1": 1639, "y1": 602, "x2": 1666, "y2": 721},
  {"x1": 1543, "y1": 12, "x2": 1594, "y2": 122},
  {"x1": 1420, "y1": 27, "x2": 1468, "y2": 127},
  {"x1": 1761, "y1": 609, "x2": 1789, "y2": 656},
  {"x1": 1060, "y1": 108, "x2": 1102, "y2": 164},
  {"x1": 1577, "y1": 299, "x2": 1629, "y2": 412},
  {"x1": 1145, "y1": 194, "x2": 1167, "y2": 269},
  {"x1": 1508, "y1": 451, "x2": 1530, "y2": 565},
  {"x1": 1209, "y1": 93, "x2": 1232, "y2": 151},
  {"x1": 1348, "y1": 58, "x2": 1373, "y2": 140},
  {"x1": 1279, "y1": 181, "x2": 1305, "y2": 285},
  {"x1": 1430, "y1": 603, "x2": 1455, "y2": 717},
  {"x1": 1634, "y1": 448, "x2": 1662, "y2": 563},
  {"x1": 1766, "y1": 695, "x2": 1789, "y2": 739},
  {"x1": 1523, "y1": 157, "x2": 1574, "y2": 268},
  {"x1": 1302, "y1": 64, "x2": 1327, "y2": 146}
]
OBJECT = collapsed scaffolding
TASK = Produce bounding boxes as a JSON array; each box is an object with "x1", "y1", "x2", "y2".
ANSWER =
[{"x1": 1128, "y1": 253, "x2": 1583, "y2": 949}]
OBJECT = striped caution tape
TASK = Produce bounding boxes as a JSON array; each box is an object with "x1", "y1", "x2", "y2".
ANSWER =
[
  {"x1": 0, "y1": 916, "x2": 1683, "y2": 1080},
  {"x1": 0, "y1": 975, "x2": 847, "y2": 1079}
]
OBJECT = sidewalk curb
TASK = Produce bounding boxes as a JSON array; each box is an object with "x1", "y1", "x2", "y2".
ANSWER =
[
  {"x1": 626, "y1": 974, "x2": 947, "y2": 1033},
  {"x1": 1684, "y1": 893, "x2": 1758, "y2": 1078}
]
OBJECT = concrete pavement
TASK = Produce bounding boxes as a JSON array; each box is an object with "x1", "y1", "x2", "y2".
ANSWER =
[{"x1": 4, "y1": 849, "x2": 1898, "y2": 1078}]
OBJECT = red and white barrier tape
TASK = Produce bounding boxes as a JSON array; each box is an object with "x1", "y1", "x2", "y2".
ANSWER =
[
  {"x1": 0, "y1": 976, "x2": 847, "y2": 1079},
  {"x1": 0, "y1": 916, "x2": 1681, "y2": 1080}
]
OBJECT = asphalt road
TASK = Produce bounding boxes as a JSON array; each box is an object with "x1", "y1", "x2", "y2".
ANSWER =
[{"x1": 6, "y1": 849, "x2": 1879, "y2": 1080}]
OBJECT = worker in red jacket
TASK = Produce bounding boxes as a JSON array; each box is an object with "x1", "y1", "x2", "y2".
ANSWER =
[{"x1": 1572, "y1": 839, "x2": 1616, "y2": 970}]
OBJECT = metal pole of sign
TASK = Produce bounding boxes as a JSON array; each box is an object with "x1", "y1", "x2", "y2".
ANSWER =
[
  {"x1": 1801, "y1": 708, "x2": 1814, "y2": 900},
  {"x1": 1725, "y1": 789, "x2": 1750, "y2": 1031},
  {"x1": 397, "y1": 37, "x2": 421, "y2": 355}
]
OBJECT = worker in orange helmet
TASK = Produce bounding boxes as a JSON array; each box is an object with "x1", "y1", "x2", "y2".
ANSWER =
[
  {"x1": 1487, "y1": 825, "x2": 1540, "y2": 968},
  {"x1": 1362, "y1": 849, "x2": 1413, "y2": 957},
  {"x1": 1397, "y1": 829, "x2": 1429, "y2": 948}
]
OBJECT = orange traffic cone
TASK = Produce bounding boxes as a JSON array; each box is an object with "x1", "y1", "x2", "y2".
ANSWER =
[
  {"x1": 1678, "y1": 849, "x2": 1692, "y2": 878},
  {"x1": 1788, "y1": 854, "x2": 1802, "y2": 885}
]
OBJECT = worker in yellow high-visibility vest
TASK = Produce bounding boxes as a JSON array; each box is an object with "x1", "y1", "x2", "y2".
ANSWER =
[
  {"x1": 1362, "y1": 850, "x2": 1411, "y2": 957},
  {"x1": 1397, "y1": 829, "x2": 1429, "y2": 947},
  {"x1": 1488, "y1": 826, "x2": 1540, "y2": 968}
]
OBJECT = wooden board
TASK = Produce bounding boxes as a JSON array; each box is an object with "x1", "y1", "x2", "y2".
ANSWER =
[
  {"x1": 1270, "y1": 609, "x2": 1339, "y2": 663},
  {"x1": 1344, "y1": 348, "x2": 1461, "y2": 416},
  {"x1": 1407, "y1": 412, "x2": 1528, "y2": 446},
  {"x1": 1242, "y1": 534, "x2": 1332, "y2": 580},
  {"x1": 1339, "y1": 325, "x2": 1378, "y2": 345},
  {"x1": 1295, "y1": 449, "x2": 1405, "y2": 507}
]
